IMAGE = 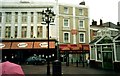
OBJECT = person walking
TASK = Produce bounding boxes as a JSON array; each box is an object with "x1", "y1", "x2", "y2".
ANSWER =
[{"x1": 86, "y1": 57, "x2": 90, "y2": 67}]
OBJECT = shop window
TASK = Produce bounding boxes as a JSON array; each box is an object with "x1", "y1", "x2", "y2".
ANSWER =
[{"x1": 97, "y1": 46, "x2": 102, "y2": 60}]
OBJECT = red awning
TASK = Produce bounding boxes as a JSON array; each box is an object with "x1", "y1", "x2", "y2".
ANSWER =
[
  {"x1": 59, "y1": 44, "x2": 70, "y2": 51},
  {"x1": 82, "y1": 44, "x2": 90, "y2": 51},
  {"x1": 70, "y1": 44, "x2": 80, "y2": 50},
  {"x1": 11, "y1": 42, "x2": 33, "y2": 49},
  {"x1": 0, "y1": 42, "x2": 11, "y2": 50},
  {"x1": 33, "y1": 41, "x2": 55, "y2": 49}
]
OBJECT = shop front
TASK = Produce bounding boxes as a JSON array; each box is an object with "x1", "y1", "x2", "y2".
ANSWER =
[
  {"x1": 59, "y1": 44, "x2": 90, "y2": 65},
  {"x1": 1, "y1": 39, "x2": 57, "y2": 64},
  {"x1": 90, "y1": 36, "x2": 114, "y2": 70}
]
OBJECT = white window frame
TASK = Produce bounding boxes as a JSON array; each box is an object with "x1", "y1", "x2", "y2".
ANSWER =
[
  {"x1": 63, "y1": 19, "x2": 70, "y2": 27},
  {"x1": 64, "y1": 7, "x2": 69, "y2": 14},
  {"x1": 63, "y1": 32, "x2": 70, "y2": 43},
  {"x1": 79, "y1": 9, "x2": 84, "y2": 15},
  {"x1": 79, "y1": 32, "x2": 85, "y2": 43},
  {"x1": 78, "y1": 20, "x2": 85, "y2": 28}
]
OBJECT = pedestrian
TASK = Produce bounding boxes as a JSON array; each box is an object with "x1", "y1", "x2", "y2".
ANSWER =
[{"x1": 86, "y1": 57, "x2": 90, "y2": 67}]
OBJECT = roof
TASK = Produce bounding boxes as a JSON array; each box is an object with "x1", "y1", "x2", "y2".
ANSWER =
[{"x1": 89, "y1": 36, "x2": 101, "y2": 44}]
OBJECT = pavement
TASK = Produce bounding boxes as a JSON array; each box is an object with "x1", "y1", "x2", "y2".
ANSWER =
[{"x1": 21, "y1": 63, "x2": 120, "y2": 75}]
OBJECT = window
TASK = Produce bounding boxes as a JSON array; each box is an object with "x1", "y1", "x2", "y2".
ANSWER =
[
  {"x1": 6, "y1": 12, "x2": 11, "y2": 23},
  {"x1": 15, "y1": 12, "x2": 18, "y2": 23},
  {"x1": 0, "y1": 27, "x2": 1, "y2": 37},
  {"x1": 31, "y1": 26, "x2": 33, "y2": 38},
  {"x1": 22, "y1": 12, "x2": 27, "y2": 23},
  {"x1": 64, "y1": 7, "x2": 68, "y2": 14},
  {"x1": 5, "y1": 26, "x2": 11, "y2": 38},
  {"x1": 21, "y1": 26, "x2": 27, "y2": 38},
  {"x1": 64, "y1": 19, "x2": 69, "y2": 27},
  {"x1": 63, "y1": 32, "x2": 70, "y2": 43},
  {"x1": 79, "y1": 33, "x2": 85, "y2": 43},
  {"x1": 15, "y1": 26, "x2": 17, "y2": 38},
  {"x1": 79, "y1": 9, "x2": 83, "y2": 15},
  {"x1": 37, "y1": 12, "x2": 41, "y2": 23},
  {"x1": 79, "y1": 20, "x2": 84, "y2": 28},
  {"x1": 37, "y1": 26, "x2": 42, "y2": 38},
  {"x1": 0, "y1": 12, "x2": 2, "y2": 23}
]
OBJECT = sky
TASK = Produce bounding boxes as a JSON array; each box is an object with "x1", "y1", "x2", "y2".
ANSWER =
[{"x1": 2, "y1": 0, "x2": 120, "y2": 24}]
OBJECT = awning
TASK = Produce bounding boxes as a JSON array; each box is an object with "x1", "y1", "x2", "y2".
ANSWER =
[
  {"x1": 11, "y1": 42, "x2": 33, "y2": 49},
  {"x1": 59, "y1": 44, "x2": 70, "y2": 50},
  {"x1": 33, "y1": 41, "x2": 55, "y2": 49},
  {"x1": 82, "y1": 44, "x2": 90, "y2": 51},
  {"x1": 0, "y1": 42, "x2": 11, "y2": 50},
  {"x1": 70, "y1": 44, "x2": 80, "y2": 50}
]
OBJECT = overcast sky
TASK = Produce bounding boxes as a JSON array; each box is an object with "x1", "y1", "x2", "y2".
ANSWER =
[{"x1": 2, "y1": 0, "x2": 120, "y2": 24}]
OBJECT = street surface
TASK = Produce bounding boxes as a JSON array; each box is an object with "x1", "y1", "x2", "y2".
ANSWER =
[{"x1": 21, "y1": 63, "x2": 120, "y2": 75}]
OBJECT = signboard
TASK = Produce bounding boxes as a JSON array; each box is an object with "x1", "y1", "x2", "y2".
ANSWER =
[
  {"x1": 39, "y1": 42, "x2": 48, "y2": 47},
  {"x1": 17, "y1": 43, "x2": 28, "y2": 48},
  {"x1": 0, "y1": 43, "x2": 5, "y2": 48}
]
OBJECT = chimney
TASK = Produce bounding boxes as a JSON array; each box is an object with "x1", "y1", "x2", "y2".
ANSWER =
[
  {"x1": 117, "y1": 22, "x2": 120, "y2": 26},
  {"x1": 92, "y1": 19, "x2": 94, "y2": 25},
  {"x1": 92, "y1": 19, "x2": 97, "y2": 25},
  {"x1": 100, "y1": 19, "x2": 102, "y2": 25},
  {"x1": 79, "y1": 1, "x2": 85, "y2": 5}
]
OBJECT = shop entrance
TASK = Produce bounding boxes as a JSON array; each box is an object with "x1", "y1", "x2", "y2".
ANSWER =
[{"x1": 102, "y1": 52, "x2": 113, "y2": 70}]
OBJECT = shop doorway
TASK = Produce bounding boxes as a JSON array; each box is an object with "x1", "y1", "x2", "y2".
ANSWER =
[{"x1": 102, "y1": 52, "x2": 113, "y2": 70}]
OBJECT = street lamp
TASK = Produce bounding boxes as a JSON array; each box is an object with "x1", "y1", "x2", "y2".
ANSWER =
[{"x1": 42, "y1": 7, "x2": 55, "y2": 75}]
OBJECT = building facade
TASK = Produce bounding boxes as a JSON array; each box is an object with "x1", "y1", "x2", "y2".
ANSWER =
[
  {"x1": 0, "y1": 1, "x2": 89, "y2": 63},
  {"x1": 90, "y1": 24, "x2": 120, "y2": 71}
]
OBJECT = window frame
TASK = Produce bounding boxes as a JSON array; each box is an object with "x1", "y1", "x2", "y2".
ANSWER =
[
  {"x1": 78, "y1": 20, "x2": 85, "y2": 28},
  {"x1": 63, "y1": 32, "x2": 70, "y2": 43},
  {"x1": 64, "y1": 7, "x2": 69, "y2": 14},
  {"x1": 79, "y1": 9, "x2": 84, "y2": 15},
  {"x1": 63, "y1": 19, "x2": 69, "y2": 27},
  {"x1": 79, "y1": 32, "x2": 85, "y2": 43}
]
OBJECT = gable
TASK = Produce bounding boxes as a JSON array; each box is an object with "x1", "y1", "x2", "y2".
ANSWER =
[{"x1": 97, "y1": 36, "x2": 113, "y2": 44}]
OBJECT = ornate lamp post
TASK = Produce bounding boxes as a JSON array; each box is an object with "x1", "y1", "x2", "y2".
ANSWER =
[{"x1": 42, "y1": 7, "x2": 55, "y2": 75}]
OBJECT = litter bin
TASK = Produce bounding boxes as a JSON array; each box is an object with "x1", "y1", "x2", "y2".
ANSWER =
[{"x1": 52, "y1": 60, "x2": 61, "y2": 76}]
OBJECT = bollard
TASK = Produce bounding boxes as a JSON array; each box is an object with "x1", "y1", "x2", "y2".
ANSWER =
[
  {"x1": 52, "y1": 60, "x2": 62, "y2": 76},
  {"x1": 76, "y1": 60, "x2": 78, "y2": 67}
]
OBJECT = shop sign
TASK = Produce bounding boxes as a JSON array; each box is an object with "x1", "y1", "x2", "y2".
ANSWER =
[
  {"x1": 39, "y1": 42, "x2": 48, "y2": 47},
  {"x1": 0, "y1": 43, "x2": 5, "y2": 48},
  {"x1": 17, "y1": 43, "x2": 28, "y2": 48}
]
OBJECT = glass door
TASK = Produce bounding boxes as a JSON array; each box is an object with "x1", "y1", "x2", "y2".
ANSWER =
[{"x1": 102, "y1": 52, "x2": 113, "y2": 70}]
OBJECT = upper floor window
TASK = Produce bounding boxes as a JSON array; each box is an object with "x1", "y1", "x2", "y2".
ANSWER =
[
  {"x1": 63, "y1": 32, "x2": 70, "y2": 43},
  {"x1": 64, "y1": 19, "x2": 69, "y2": 27},
  {"x1": 37, "y1": 26, "x2": 43, "y2": 38},
  {"x1": 79, "y1": 20, "x2": 84, "y2": 28},
  {"x1": 64, "y1": 7, "x2": 69, "y2": 14},
  {"x1": 0, "y1": 12, "x2": 2, "y2": 23},
  {"x1": 21, "y1": 26, "x2": 27, "y2": 38},
  {"x1": 79, "y1": 9, "x2": 84, "y2": 15},
  {"x1": 5, "y1": 26, "x2": 11, "y2": 38},
  {"x1": 22, "y1": 12, "x2": 27, "y2": 23},
  {"x1": 6, "y1": 12, "x2": 11, "y2": 23},
  {"x1": 79, "y1": 32, "x2": 85, "y2": 43}
]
